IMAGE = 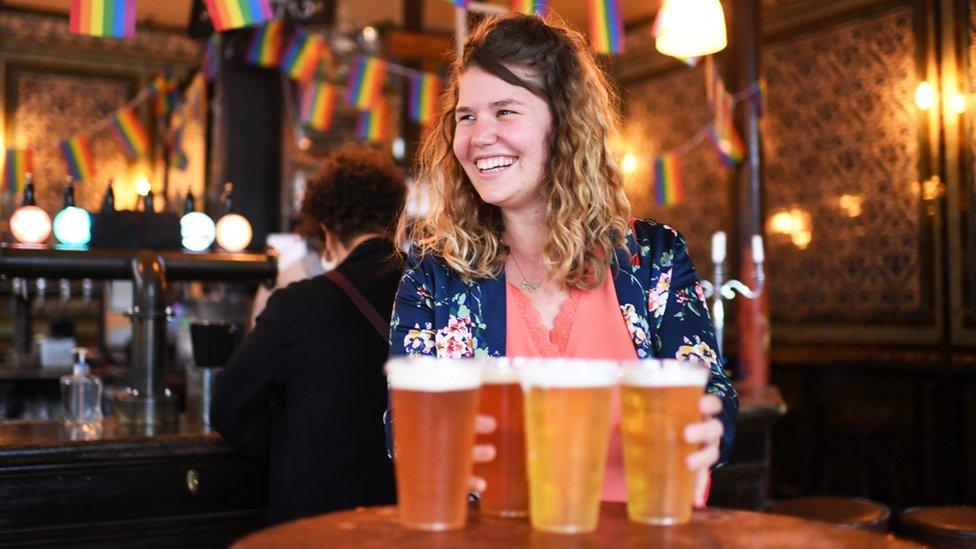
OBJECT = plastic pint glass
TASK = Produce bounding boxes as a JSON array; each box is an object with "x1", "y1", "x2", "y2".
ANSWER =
[
  {"x1": 520, "y1": 359, "x2": 617, "y2": 534},
  {"x1": 473, "y1": 358, "x2": 528, "y2": 517},
  {"x1": 620, "y1": 359, "x2": 709, "y2": 525},
  {"x1": 387, "y1": 357, "x2": 482, "y2": 530}
]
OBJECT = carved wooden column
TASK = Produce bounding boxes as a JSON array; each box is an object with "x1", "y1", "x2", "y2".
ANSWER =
[{"x1": 727, "y1": 0, "x2": 769, "y2": 389}]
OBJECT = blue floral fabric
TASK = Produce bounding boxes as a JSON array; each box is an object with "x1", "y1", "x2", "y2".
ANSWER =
[{"x1": 388, "y1": 219, "x2": 738, "y2": 465}]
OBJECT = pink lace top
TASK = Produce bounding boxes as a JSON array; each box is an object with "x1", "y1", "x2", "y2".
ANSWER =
[{"x1": 506, "y1": 267, "x2": 637, "y2": 502}]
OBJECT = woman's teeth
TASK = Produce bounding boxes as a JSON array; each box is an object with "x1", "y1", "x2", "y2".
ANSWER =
[{"x1": 476, "y1": 156, "x2": 517, "y2": 173}]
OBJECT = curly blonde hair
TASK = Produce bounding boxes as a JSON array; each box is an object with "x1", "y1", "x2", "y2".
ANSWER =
[{"x1": 401, "y1": 13, "x2": 630, "y2": 289}]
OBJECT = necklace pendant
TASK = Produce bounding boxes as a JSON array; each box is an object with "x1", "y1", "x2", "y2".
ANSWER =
[{"x1": 520, "y1": 281, "x2": 541, "y2": 294}]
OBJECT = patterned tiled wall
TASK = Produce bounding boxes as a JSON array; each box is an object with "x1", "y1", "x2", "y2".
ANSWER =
[{"x1": 622, "y1": 5, "x2": 927, "y2": 324}]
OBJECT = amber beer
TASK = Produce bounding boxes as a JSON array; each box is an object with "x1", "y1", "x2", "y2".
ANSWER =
[
  {"x1": 387, "y1": 357, "x2": 482, "y2": 531},
  {"x1": 521, "y1": 359, "x2": 618, "y2": 534},
  {"x1": 473, "y1": 359, "x2": 528, "y2": 517},
  {"x1": 620, "y1": 359, "x2": 709, "y2": 525}
]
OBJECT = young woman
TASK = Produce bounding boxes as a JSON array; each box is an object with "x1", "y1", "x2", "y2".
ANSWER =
[{"x1": 389, "y1": 13, "x2": 737, "y2": 506}]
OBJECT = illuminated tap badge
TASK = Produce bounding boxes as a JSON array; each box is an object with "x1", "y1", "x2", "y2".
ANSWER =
[{"x1": 180, "y1": 212, "x2": 216, "y2": 252}]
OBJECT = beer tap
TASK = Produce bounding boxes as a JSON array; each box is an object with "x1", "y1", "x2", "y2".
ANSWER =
[
  {"x1": 35, "y1": 278, "x2": 48, "y2": 314},
  {"x1": 700, "y1": 231, "x2": 765, "y2": 356},
  {"x1": 58, "y1": 278, "x2": 72, "y2": 316}
]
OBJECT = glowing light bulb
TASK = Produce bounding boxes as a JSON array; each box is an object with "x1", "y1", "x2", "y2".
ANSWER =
[
  {"x1": 915, "y1": 82, "x2": 936, "y2": 110},
  {"x1": 215, "y1": 213, "x2": 252, "y2": 252},
  {"x1": 621, "y1": 153, "x2": 638, "y2": 177},
  {"x1": 10, "y1": 205, "x2": 52, "y2": 244},
  {"x1": 136, "y1": 177, "x2": 151, "y2": 196},
  {"x1": 53, "y1": 206, "x2": 92, "y2": 247},
  {"x1": 949, "y1": 92, "x2": 967, "y2": 114},
  {"x1": 180, "y1": 211, "x2": 216, "y2": 252}
]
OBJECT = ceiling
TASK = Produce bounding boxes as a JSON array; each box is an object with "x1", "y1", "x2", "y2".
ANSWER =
[{"x1": 2, "y1": 0, "x2": 661, "y2": 34}]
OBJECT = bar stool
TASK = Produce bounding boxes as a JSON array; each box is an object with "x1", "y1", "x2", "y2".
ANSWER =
[
  {"x1": 896, "y1": 506, "x2": 976, "y2": 547},
  {"x1": 765, "y1": 496, "x2": 891, "y2": 532}
]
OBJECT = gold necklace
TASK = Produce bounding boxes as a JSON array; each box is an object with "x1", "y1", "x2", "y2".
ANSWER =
[{"x1": 509, "y1": 253, "x2": 543, "y2": 294}]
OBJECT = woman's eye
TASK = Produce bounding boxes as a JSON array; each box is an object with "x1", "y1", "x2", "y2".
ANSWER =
[
  {"x1": 497, "y1": 109, "x2": 514, "y2": 117},
  {"x1": 456, "y1": 114, "x2": 474, "y2": 123}
]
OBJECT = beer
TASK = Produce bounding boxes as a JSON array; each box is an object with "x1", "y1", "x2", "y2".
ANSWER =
[
  {"x1": 521, "y1": 359, "x2": 618, "y2": 534},
  {"x1": 474, "y1": 359, "x2": 528, "y2": 517},
  {"x1": 387, "y1": 357, "x2": 482, "y2": 531},
  {"x1": 620, "y1": 359, "x2": 709, "y2": 525}
]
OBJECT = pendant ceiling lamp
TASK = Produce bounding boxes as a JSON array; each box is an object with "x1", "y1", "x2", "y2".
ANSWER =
[{"x1": 654, "y1": 0, "x2": 728, "y2": 58}]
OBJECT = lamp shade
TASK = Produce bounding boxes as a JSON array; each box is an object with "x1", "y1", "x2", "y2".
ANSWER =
[
  {"x1": 215, "y1": 213, "x2": 252, "y2": 252},
  {"x1": 10, "y1": 205, "x2": 52, "y2": 244},
  {"x1": 654, "y1": 0, "x2": 728, "y2": 58}
]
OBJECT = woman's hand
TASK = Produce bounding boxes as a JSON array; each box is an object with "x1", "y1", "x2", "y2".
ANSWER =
[
  {"x1": 684, "y1": 393, "x2": 724, "y2": 508},
  {"x1": 469, "y1": 414, "x2": 497, "y2": 494}
]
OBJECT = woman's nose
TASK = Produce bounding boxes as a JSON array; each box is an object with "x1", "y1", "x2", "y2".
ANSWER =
[{"x1": 471, "y1": 119, "x2": 498, "y2": 146}]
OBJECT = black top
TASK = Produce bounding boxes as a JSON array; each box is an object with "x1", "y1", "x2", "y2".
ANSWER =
[{"x1": 212, "y1": 237, "x2": 400, "y2": 525}]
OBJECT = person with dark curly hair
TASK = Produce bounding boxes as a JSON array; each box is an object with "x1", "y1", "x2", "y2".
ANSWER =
[{"x1": 212, "y1": 145, "x2": 406, "y2": 525}]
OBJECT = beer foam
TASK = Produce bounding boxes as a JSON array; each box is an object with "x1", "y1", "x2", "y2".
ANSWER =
[
  {"x1": 481, "y1": 367, "x2": 520, "y2": 384},
  {"x1": 621, "y1": 360, "x2": 709, "y2": 388},
  {"x1": 386, "y1": 357, "x2": 481, "y2": 391},
  {"x1": 518, "y1": 358, "x2": 619, "y2": 389}
]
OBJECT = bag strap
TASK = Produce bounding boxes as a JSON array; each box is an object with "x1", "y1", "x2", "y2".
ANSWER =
[{"x1": 325, "y1": 270, "x2": 388, "y2": 342}]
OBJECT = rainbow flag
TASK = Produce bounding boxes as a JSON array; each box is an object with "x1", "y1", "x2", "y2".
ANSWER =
[
  {"x1": 110, "y1": 106, "x2": 149, "y2": 160},
  {"x1": 707, "y1": 119, "x2": 745, "y2": 169},
  {"x1": 169, "y1": 127, "x2": 189, "y2": 170},
  {"x1": 247, "y1": 20, "x2": 284, "y2": 67},
  {"x1": 60, "y1": 135, "x2": 96, "y2": 182},
  {"x1": 449, "y1": 0, "x2": 471, "y2": 7},
  {"x1": 299, "y1": 82, "x2": 337, "y2": 131},
  {"x1": 281, "y1": 30, "x2": 327, "y2": 82},
  {"x1": 511, "y1": 0, "x2": 546, "y2": 15},
  {"x1": 204, "y1": 35, "x2": 220, "y2": 81},
  {"x1": 2, "y1": 148, "x2": 33, "y2": 195},
  {"x1": 408, "y1": 73, "x2": 441, "y2": 125},
  {"x1": 588, "y1": 0, "x2": 624, "y2": 54},
  {"x1": 151, "y1": 73, "x2": 180, "y2": 120},
  {"x1": 358, "y1": 100, "x2": 390, "y2": 142},
  {"x1": 204, "y1": 0, "x2": 272, "y2": 32},
  {"x1": 69, "y1": 0, "x2": 136, "y2": 39},
  {"x1": 652, "y1": 152, "x2": 682, "y2": 206},
  {"x1": 346, "y1": 56, "x2": 387, "y2": 109}
]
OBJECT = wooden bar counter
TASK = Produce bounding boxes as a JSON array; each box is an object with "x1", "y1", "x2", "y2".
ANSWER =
[
  {"x1": 0, "y1": 418, "x2": 267, "y2": 546},
  {"x1": 233, "y1": 503, "x2": 919, "y2": 548}
]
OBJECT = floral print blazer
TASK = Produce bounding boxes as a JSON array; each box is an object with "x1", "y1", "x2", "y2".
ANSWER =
[{"x1": 388, "y1": 219, "x2": 738, "y2": 465}]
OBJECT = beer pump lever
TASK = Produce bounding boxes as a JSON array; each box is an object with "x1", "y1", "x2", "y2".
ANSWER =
[{"x1": 700, "y1": 231, "x2": 765, "y2": 356}]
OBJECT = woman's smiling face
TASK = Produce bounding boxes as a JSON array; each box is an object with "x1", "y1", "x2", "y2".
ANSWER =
[{"x1": 452, "y1": 65, "x2": 552, "y2": 216}]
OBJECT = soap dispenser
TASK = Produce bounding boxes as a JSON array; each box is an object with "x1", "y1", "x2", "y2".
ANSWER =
[{"x1": 60, "y1": 348, "x2": 103, "y2": 426}]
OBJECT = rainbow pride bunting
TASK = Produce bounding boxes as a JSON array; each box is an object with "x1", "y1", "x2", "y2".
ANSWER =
[
  {"x1": 169, "y1": 127, "x2": 189, "y2": 170},
  {"x1": 346, "y1": 57, "x2": 387, "y2": 109},
  {"x1": 110, "y1": 106, "x2": 150, "y2": 160},
  {"x1": 281, "y1": 30, "x2": 327, "y2": 82},
  {"x1": 204, "y1": 0, "x2": 273, "y2": 32},
  {"x1": 408, "y1": 73, "x2": 441, "y2": 125},
  {"x1": 60, "y1": 136, "x2": 96, "y2": 182},
  {"x1": 69, "y1": 0, "x2": 136, "y2": 39},
  {"x1": 588, "y1": 0, "x2": 624, "y2": 54},
  {"x1": 204, "y1": 35, "x2": 220, "y2": 81},
  {"x1": 652, "y1": 152, "x2": 683, "y2": 206},
  {"x1": 707, "y1": 120, "x2": 745, "y2": 169},
  {"x1": 2, "y1": 148, "x2": 33, "y2": 195},
  {"x1": 151, "y1": 73, "x2": 180, "y2": 120},
  {"x1": 358, "y1": 100, "x2": 391, "y2": 142},
  {"x1": 299, "y1": 82, "x2": 337, "y2": 131},
  {"x1": 511, "y1": 0, "x2": 546, "y2": 15},
  {"x1": 247, "y1": 20, "x2": 284, "y2": 67}
]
